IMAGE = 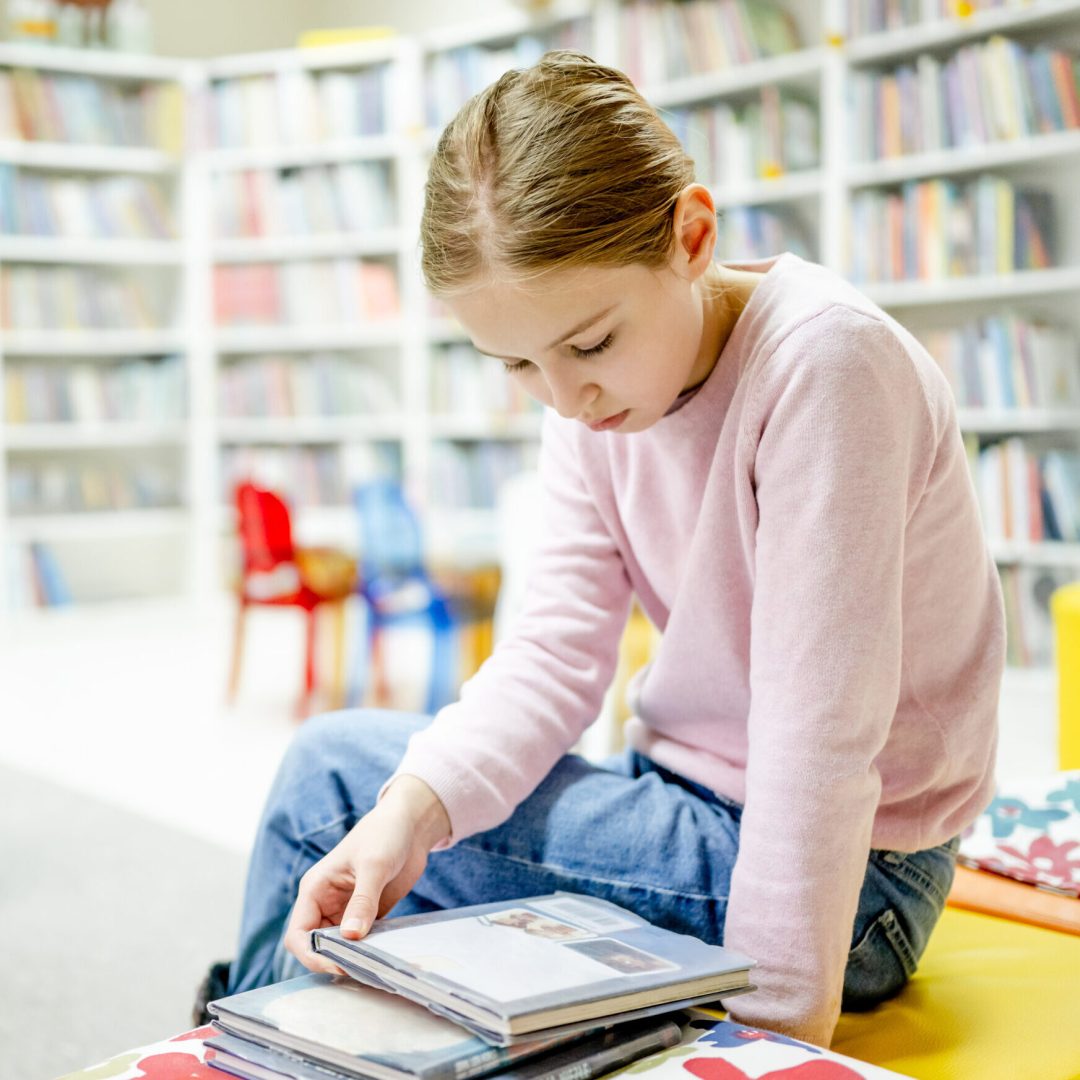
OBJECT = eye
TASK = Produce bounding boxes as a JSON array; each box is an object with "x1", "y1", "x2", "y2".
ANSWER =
[
  {"x1": 570, "y1": 333, "x2": 614, "y2": 359},
  {"x1": 501, "y1": 359, "x2": 533, "y2": 374}
]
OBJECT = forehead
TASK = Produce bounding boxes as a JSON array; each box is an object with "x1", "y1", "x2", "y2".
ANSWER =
[{"x1": 446, "y1": 263, "x2": 655, "y2": 352}]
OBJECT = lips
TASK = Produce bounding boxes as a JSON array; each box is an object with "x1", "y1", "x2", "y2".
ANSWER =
[{"x1": 586, "y1": 409, "x2": 629, "y2": 433}]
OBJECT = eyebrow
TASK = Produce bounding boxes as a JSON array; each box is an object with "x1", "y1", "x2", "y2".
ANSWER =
[{"x1": 472, "y1": 304, "x2": 617, "y2": 361}]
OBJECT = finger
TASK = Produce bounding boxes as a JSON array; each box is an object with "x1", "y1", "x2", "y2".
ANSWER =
[
  {"x1": 340, "y1": 886, "x2": 381, "y2": 939},
  {"x1": 283, "y1": 887, "x2": 328, "y2": 964}
]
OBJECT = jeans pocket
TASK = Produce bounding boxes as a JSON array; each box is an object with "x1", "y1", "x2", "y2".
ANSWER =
[{"x1": 842, "y1": 907, "x2": 918, "y2": 1012}]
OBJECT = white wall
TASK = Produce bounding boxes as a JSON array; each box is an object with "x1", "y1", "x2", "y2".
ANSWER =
[{"x1": 2, "y1": 0, "x2": 524, "y2": 57}]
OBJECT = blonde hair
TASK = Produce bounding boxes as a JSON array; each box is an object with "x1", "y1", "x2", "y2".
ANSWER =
[{"x1": 420, "y1": 50, "x2": 697, "y2": 295}]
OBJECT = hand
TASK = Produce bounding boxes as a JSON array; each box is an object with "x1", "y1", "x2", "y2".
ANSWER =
[{"x1": 282, "y1": 774, "x2": 451, "y2": 975}]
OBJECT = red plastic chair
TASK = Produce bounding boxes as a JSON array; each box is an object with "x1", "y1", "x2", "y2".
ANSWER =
[{"x1": 227, "y1": 482, "x2": 356, "y2": 718}]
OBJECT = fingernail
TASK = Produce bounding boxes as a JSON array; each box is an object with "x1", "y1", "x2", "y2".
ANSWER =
[{"x1": 342, "y1": 918, "x2": 364, "y2": 936}]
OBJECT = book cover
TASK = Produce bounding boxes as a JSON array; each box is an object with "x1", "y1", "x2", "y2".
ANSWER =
[
  {"x1": 208, "y1": 972, "x2": 586, "y2": 1080},
  {"x1": 312, "y1": 892, "x2": 754, "y2": 1044},
  {"x1": 206, "y1": 1012, "x2": 683, "y2": 1080}
]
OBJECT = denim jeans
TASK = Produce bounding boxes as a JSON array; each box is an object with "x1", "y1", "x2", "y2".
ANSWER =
[{"x1": 228, "y1": 709, "x2": 958, "y2": 1013}]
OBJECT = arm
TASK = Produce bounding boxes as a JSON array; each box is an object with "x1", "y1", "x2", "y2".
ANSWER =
[
  {"x1": 722, "y1": 309, "x2": 938, "y2": 1045},
  {"x1": 285, "y1": 413, "x2": 634, "y2": 964},
  {"x1": 386, "y1": 411, "x2": 635, "y2": 844}
]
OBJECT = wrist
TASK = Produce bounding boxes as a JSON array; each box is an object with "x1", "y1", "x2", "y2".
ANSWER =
[{"x1": 381, "y1": 774, "x2": 451, "y2": 849}]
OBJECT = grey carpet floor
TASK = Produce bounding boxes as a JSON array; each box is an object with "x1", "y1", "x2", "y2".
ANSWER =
[{"x1": 0, "y1": 762, "x2": 248, "y2": 1079}]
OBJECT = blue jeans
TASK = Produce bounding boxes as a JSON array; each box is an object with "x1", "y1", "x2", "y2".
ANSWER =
[{"x1": 228, "y1": 709, "x2": 958, "y2": 1012}]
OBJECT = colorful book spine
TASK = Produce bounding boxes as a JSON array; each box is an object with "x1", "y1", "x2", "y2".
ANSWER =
[
  {"x1": 423, "y1": 18, "x2": 591, "y2": 130},
  {"x1": 6, "y1": 459, "x2": 182, "y2": 514},
  {"x1": 218, "y1": 354, "x2": 397, "y2": 418},
  {"x1": 0, "y1": 265, "x2": 171, "y2": 330},
  {"x1": 0, "y1": 68, "x2": 183, "y2": 150},
  {"x1": 4, "y1": 356, "x2": 186, "y2": 424},
  {"x1": 850, "y1": 36, "x2": 1080, "y2": 161},
  {"x1": 920, "y1": 313, "x2": 1080, "y2": 410},
  {"x1": 715, "y1": 204, "x2": 815, "y2": 261},
  {"x1": 848, "y1": 175, "x2": 1054, "y2": 283},
  {"x1": 213, "y1": 260, "x2": 399, "y2": 327},
  {"x1": 220, "y1": 443, "x2": 401, "y2": 508},
  {"x1": 207, "y1": 65, "x2": 388, "y2": 149},
  {"x1": 431, "y1": 344, "x2": 543, "y2": 418},
  {"x1": 615, "y1": 0, "x2": 802, "y2": 87},
  {"x1": 667, "y1": 86, "x2": 819, "y2": 186}
]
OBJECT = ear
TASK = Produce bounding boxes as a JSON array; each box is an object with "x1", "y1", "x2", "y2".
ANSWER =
[{"x1": 670, "y1": 183, "x2": 717, "y2": 283}]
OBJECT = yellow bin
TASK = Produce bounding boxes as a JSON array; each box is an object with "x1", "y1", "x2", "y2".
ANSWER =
[{"x1": 1052, "y1": 581, "x2": 1080, "y2": 769}]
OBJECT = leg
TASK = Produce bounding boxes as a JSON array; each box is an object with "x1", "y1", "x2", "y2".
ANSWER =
[
  {"x1": 226, "y1": 598, "x2": 246, "y2": 703},
  {"x1": 227, "y1": 710, "x2": 743, "y2": 993}
]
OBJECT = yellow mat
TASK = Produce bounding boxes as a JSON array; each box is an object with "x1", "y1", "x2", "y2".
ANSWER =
[{"x1": 832, "y1": 906, "x2": 1080, "y2": 1079}]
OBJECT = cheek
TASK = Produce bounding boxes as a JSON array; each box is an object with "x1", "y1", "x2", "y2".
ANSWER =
[{"x1": 517, "y1": 371, "x2": 553, "y2": 407}]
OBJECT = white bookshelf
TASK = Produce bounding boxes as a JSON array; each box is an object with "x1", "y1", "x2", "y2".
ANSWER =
[
  {"x1": 0, "y1": 47, "x2": 196, "y2": 612},
  {"x1": 2, "y1": 0, "x2": 1079, "y2": 672}
]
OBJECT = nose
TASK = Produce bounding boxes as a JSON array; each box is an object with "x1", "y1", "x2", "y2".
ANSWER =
[{"x1": 545, "y1": 363, "x2": 600, "y2": 420}]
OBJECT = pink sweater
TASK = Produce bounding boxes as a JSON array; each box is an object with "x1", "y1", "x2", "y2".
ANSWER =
[{"x1": 390, "y1": 252, "x2": 1005, "y2": 1046}]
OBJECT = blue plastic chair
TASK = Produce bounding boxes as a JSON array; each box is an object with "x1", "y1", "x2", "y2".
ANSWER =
[{"x1": 349, "y1": 479, "x2": 457, "y2": 714}]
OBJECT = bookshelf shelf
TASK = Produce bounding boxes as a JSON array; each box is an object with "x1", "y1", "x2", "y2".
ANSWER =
[
  {"x1": 861, "y1": 267, "x2": 1080, "y2": 309},
  {"x1": 417, "y1": 0, "x2": 590, "y2": 54},
  {"x1": 4, "y1": 423, "x2": 187, "y2": 449},
  {"x1": 0, "y1": 141, "x2": 179, "y2": 174},
  {"x1": 0, "y1": 330, "x2": 186, "y2": 356},
  {"x1": 713, "y1": 171, "x2": 824, "y2": 209},
  {"x1": 843, "y1": 0, "x2": 1080, "y2": 65},
  {"x1": 214, "y1": 323, "x2": 403, "y2": 354},
  {"x1": 0, "y1": 43, "x2": 187, "y2": 81},
  {"x1": 956, "y1": 409, "x2": 1080, "y2": 435},
  {"x1": 217, "y1": 416, "x2": 406, "y2": 443},
  {"x1": 646, "y1": 47, "x2": 826, "y2": 109},
  {"x1": 0, "y1": 237, "x2": 184, "y2": 266},
  {"x1": 204, "y1": 136, "x2": 407, "y2": 172},
  {"x1": 989, "y1": 541, "x2": 1080, "y2": 567},
  {"x1": 846, "y1": 130, "x2": 1080, "y2": 189},
  {"x1": 213, "y1": 231, "x2": 402, "y2": 263},
  {"x1": 203, "y1": 38, "x2": 401, "y2": 79},
  {"x1": 429, "y1": 415, "x2": 544, "y2": 440},
  {"x1": 7, "y1": 507, "x2": 188, "y2": 542}
]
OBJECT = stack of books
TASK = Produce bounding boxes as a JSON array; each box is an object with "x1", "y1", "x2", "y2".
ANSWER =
[
  {"x1": 205, "y1": 892, "x2": 911, "y2": 1080},
  {"x1": 205, "y1": 893, "x2": 751, "y2": 1080}
]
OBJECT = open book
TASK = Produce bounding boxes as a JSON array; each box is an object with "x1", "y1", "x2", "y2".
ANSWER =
[{"x1": 311, "y1": 892, "x2": 755, "y2": 1045}]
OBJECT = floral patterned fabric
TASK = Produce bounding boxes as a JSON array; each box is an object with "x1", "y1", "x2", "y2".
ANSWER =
[
  {"x1": 959, "y1": 770, "x2": 1080, "y2": 896},
  {"x1": 58, "y1": 1027, "x2": 218, "y2": 1080}
]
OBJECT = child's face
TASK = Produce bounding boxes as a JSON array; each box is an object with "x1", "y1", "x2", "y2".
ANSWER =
[{"x1": 446, "y1": 258, "x2": 713, "y2": 435}]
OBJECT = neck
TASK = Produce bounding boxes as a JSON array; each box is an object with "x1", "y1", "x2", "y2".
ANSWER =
[{"x1": 684, "y1": 264, "x2": 753, "y2": 392}]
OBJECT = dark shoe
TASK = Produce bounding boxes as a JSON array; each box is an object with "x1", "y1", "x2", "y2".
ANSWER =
[{"x1": 192, "y1": 960, "x2": 232, "y2": 1028}]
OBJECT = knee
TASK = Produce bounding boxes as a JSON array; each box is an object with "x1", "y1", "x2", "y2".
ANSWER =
[{"x1": 278, "y1": 708, "x2": 429, "y2": 801}]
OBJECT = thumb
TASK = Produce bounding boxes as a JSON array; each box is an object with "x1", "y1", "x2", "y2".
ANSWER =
[{"x1": 340, "y1": 887, "x2": 380, "y2": 940}]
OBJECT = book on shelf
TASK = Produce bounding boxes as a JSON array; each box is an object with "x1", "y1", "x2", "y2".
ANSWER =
[
  {"x1": 429, "y1": 441, "x2": 540, "y2": 511},
  {"x1": 668, "y1": 86, "x2": 819, "y2": 188},
  {"x1": 615, "y1": 0, "x2": 803, "y2": 87},
  {"x1": 205, "y1": 972, "x2": 682, "y2": 1080},
  {"x1": 311, "y1": 892, "x2": 755, "y2": 1045},
  {"x1": 848, "y1": 175, "x2": 1054, "y2": 283},
  {"x1": 213, "y1": 260, "x2": 399, "y2": 327},
  {"x1": 0, "y1": 67, "x2": 184, "y2": 151},
  {"x1": 4, "y1": 356, "x2": 185, "y2": 425},
  {"x1": 716, "y1": 205, "x2": 814, "y2": 262},
  {"x1": 0, "y1": 265, "x2": 174, "y2": 330},
  {"x1": 999, "y1": 563, "x2": 1077, "y2": 667},
  {"x1": 973, "y1": 439, "x2": 1080, "y2": 544},
  {"x1": 423, "y1": 20, "x2": 591, "y2": 130},
  {"x1": 213, "y1": 163, "x2": 395, "y2": 239},
  {"x1": 850, "y1": 34, "x2": 1080, "y2": 161},
  {"x1": 922, "y1": 312, "x2": 1080, "y2": 411},
  {"x1": 219, "y1": 354, "x2": 397, "y2": 419},
  {"x1": 207, "y1": 65, "x2": 388, "y2": 149},
  {"x1": 0, "y1": 167, "x2": 175, "y2": 239},
  {"x1": 6, "y1": 458, "x2": 182, "y2": 515}
]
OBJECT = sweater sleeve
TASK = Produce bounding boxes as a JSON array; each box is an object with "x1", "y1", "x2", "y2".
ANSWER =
[
  {"x1": 383, "y1": 412, "x2": 634, "y2": 846},
  {"x1": 721, "y1": 307, "x2": 937, "y2": 1046}
]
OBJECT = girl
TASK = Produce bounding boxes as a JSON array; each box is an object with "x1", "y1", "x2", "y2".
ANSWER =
[{"x1": 220, "y1": 52, "x2": 1004, "y2": 1047}]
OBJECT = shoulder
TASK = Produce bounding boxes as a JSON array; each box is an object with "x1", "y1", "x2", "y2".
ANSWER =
[{"x1": 738, "y1": 259, "x2": 952, "y2": 441}]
